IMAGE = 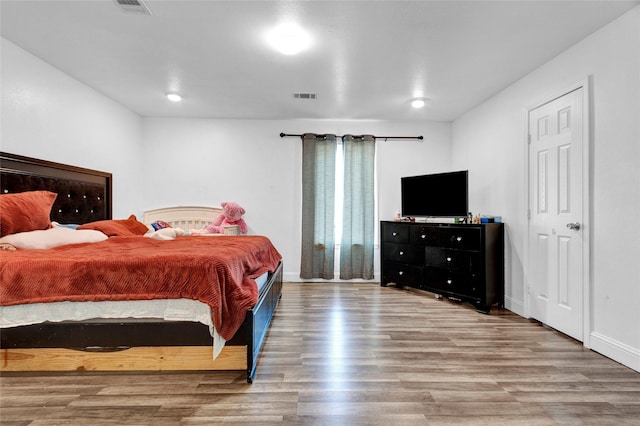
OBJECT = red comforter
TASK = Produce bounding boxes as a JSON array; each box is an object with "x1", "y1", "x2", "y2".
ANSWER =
[{"x1": 0, "y1": 236, "x2": 282, "y2": 340}]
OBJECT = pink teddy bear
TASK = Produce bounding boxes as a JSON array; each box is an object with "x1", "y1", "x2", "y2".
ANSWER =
[{"x1": 203, "y1": 201, "x2": 248, "y2": 234}]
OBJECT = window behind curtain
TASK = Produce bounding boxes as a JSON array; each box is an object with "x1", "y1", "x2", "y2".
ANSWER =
[{"x1": 300, "y1": 133, "x2": 375, "y2": 280}]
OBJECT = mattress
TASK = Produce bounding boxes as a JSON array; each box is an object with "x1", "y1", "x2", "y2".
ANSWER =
[{"x1": 0, "y1": 271, "x2": 269, "y2": 358}]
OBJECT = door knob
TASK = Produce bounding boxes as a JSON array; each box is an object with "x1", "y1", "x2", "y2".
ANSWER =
[{"x1": 566, "y1": 222, "x2": 581, "y2": 230}]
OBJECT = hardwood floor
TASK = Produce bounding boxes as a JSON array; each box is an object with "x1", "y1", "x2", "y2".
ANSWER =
[{"x1": 2, "y1": 282, "x2": 639, "y2": 425}]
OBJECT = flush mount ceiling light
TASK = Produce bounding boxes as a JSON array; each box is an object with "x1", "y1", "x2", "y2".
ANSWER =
[
  {"x1": 411, "y1": 97, "x2": 428, "y2": 109},
  {"x1": 266, "y1": 23, "x2": 311, "y2": 55},
  {"x1": 166, "y1": 93, "x2": 182, "y2": 102}
]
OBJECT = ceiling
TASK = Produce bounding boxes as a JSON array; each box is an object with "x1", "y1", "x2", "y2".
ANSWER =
[{"x1": 1, "y1": 0, "x2": 638, "y2": 122}]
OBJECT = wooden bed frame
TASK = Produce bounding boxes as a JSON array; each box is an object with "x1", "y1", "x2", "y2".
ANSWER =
[{"x1": 0, "y1": 152, "x2": 283, "y2": 383}]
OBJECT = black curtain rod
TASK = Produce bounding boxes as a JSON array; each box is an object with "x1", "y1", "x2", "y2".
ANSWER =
[{"x1": 279, "y1": 132, "x2": 423, "y2": 141}]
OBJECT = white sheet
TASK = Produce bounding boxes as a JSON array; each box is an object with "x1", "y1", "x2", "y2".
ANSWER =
[{"x1": 0, "y1": 271, "x2": 270, "y2": 359}]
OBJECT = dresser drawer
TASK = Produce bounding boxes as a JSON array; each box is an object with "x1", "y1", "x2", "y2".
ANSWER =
[
  {"x1": 440, "y1": 227, "x2": 482, "y2": 251},
  {"x1": 382, "y1": 224, "x2": 410, "y2": 244},
  {"x1": 424, "y1": 247, "x2": 481, "y2": 273},
  {"x1": 383, "y1": 261, "x2": 423, "y2": 287},
  {"x1": 424, "y1": 268, "x2": 474, "y2": 296},
  {"x1": 409, "y1": 226, "x2": 440, "y2": 246},
  {"x1": 383, "y1": 242, "x2": 423, "y2": 265}
]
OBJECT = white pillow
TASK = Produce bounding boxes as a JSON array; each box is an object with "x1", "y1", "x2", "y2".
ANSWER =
[{"x1": 0, "y1": 226, "x2": 108, "y2": 249}]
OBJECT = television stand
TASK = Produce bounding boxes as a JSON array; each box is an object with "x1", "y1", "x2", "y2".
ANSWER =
[{"x1": 380, "y1": 221, "x2": 504, "y2": 313}]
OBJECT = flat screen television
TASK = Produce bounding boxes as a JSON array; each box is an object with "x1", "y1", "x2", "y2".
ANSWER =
[{"x1": 401, "y1": 170, "x2": 468, "y2": 218}]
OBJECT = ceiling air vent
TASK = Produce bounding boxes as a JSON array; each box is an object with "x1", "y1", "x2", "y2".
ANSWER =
[
  {"x1": 113, "y1": 0, "x2": 152, "y2": 15},
  {"x1": 294, "y1": 93, "x2": 317, "y2": 100}
]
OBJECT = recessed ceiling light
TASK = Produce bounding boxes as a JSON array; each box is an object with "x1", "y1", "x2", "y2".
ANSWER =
[
  {"x1": 166, "y1": 93, "x2": 182, "y2": 102},
  {"x1": 266, "y1": 23, "x2": 311, "y2": 55},
  {"x1": 411, "y1": 98, "x2": 427, "y2": 109}
]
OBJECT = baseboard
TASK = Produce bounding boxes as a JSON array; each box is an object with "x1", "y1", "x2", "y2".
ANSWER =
[
  {"x1": 504, "y1": 295, "x2": 525, "y2": 317},
  {"x1": 589, "y1": 331, "x2": 640, "y2": 373},
  {"x1": 284, "y1": 271, "x2": 381, "y2": 283}
]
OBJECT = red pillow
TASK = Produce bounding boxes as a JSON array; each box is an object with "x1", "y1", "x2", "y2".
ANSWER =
[
  {"x1": 77, "y1": 214, "x2": 149, "y2": 237},
  {"x1": 0, "y1": 190, "x2": 57, "y2": 237}
]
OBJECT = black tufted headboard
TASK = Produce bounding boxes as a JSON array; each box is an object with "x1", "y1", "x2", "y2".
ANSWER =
[{"x1": 0, "y1": 152, "x2": 112, "y2": 224}]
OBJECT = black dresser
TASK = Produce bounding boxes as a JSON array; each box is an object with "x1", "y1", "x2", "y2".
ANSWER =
[{"x1": 380, "y1": 221, "x2": 504, "y2": 313}]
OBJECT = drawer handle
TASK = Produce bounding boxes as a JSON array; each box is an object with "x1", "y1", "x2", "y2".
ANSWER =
[
  {"x1": 399, "y1": 251, "x2": 404, "y2": 256},
  {"x1": 456, "y1": 236, "x2": 463, "y2": 242}
]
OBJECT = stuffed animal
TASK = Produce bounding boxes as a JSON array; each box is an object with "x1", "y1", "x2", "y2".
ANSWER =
[{"x1": 192, "y1": 201, "x2": 248, "y2": 235}]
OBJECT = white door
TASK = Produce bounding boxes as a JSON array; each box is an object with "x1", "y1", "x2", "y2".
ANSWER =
[{"x1": 528, "y1": 88, "x2": 584, "y2": 341}]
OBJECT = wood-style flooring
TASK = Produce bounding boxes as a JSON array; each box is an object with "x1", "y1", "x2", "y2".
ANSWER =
[{"x1": 1, "y1": 282, "x2": 639, "y2": 425}]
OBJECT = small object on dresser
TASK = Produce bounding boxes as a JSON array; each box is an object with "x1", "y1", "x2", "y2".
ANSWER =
[{"x1": 480, "y1": 215, "x2": 502, "y2": 224}]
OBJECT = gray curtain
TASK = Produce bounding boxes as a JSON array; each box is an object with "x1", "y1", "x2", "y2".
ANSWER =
[
  {"x1": 300, "y1": 133, "x2": 337, "y2": 279},
  {"x1": 340, "y1": 135, "x2": 375, "y2": 280}
]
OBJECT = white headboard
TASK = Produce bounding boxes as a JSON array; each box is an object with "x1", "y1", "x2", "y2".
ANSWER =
[{"x1": 143, "y1": 206, "x2": 223, "y2": 230}]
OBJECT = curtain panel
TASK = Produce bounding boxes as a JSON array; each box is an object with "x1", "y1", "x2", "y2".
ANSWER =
[
  {"x1": 340, "y1": 135, "x2": 375, "y2": 280},
  {"x1": 300, "y1": 133, "x2": 337, "y2": 279}
]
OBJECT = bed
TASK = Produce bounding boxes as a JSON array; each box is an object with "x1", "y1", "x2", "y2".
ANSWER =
[{"x1": 0, "y1": 152, "x2": 283, "y2": 383}]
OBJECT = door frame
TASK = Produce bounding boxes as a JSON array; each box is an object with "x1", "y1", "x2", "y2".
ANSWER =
[{"x1": 523, "y1": 77, "x2": 592, "y2": 347}]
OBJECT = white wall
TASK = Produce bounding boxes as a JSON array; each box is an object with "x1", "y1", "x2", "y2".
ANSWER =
[
  {"x1": 451, "y1": 7, "x2": 640, "y2": 371},
  {"x1": 140, "y1": 118, "x2": 452, "y2": 281},
  {"x1": 0, "y1": 38, "x2": 143, "y2": 219},
  {"x1": 1, "y1": 35, "x2": 452, "y2": 281}
]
